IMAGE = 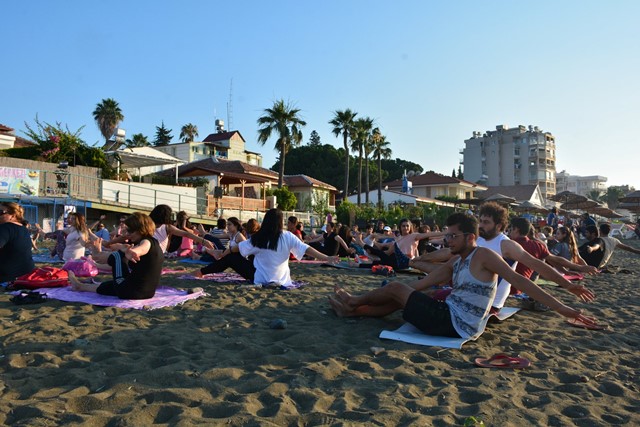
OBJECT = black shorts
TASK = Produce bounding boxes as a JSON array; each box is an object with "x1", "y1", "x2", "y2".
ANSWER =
[{"x1": 403, "y1": 291, "x2": 460, "y2": 338}]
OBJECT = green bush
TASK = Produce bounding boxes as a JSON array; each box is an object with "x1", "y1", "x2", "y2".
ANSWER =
[{"x1": 269, "y1": 187, "x2": 297, "y2": 211}]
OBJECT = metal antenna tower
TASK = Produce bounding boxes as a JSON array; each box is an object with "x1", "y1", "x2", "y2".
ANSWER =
[{"x1": 227, "y1": 78, "x2": 234, "y2": 130}]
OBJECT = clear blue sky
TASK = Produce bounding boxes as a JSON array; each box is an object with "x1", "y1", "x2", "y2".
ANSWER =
[{"x1": 3, "y1": 1, "x2": 639, "y2": 188}]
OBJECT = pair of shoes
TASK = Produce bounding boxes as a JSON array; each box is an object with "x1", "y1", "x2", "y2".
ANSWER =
[
  {"x1": 11, "y1": 291, "x2": 48, "y2": 305},
  {"x1": 474, "y1": 353, "x2": 530, "y2": 369}
]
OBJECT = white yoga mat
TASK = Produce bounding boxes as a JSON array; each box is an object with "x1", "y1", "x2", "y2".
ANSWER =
[{"x1": 379, "y1": 306, "x2": 520, "y2": 349}]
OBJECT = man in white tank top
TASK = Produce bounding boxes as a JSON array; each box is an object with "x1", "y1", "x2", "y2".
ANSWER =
[{"x1": 477, "y1": 202, "x2": 595, "y2": 310}]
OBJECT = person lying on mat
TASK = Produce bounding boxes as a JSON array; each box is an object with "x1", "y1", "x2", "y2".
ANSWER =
[
  {"x1": 69, "y1": 212, "x2": 164, "y2": 300},
  {"x1": 226, "y1": 208, "x2": 339, "y2": 288},
  {"x1": 329, "y1": 213, "x2": 597, "y2": 339},
  {"x1": 408, "y1": 203, "x2": 595, "y2": 312}
]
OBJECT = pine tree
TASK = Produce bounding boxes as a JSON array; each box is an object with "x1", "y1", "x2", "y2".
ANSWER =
[
  {"x1": 153, "y1": 121, "x2": 173, "y2": 146},
  {"x1": 308, "y1": 130, "x2": 321, "y2": 145}
]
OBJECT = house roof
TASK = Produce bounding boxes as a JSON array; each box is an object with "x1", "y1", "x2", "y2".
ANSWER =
[
  {"x1": 479, "y1": 185, "x2": 539, "y2": 202},
  {"x1": 385, "y1": 171, "x2": 487, "y2": 189},
  {"x1": 0, "y1": 124, "x2": 15, "y2": 133},
  {"x1": 202, "y1": 130, "x2": 246, "y2": 143},
  {"x1": 106, "y1": 146, "x2": 183, "y2": 169},
  {"x1": 284, "y1": 174, "x2": 337, "y2": 191},
  {"x1": 13, "y1": 136, "x2": 36, "y2": 148}
]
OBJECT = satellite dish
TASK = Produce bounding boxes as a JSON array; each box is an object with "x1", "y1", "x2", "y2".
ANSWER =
[{"x1": 407, "y1": 170, "x2": 416, "y2": 177}]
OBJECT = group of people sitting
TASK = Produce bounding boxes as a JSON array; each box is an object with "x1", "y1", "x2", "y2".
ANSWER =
[{"x1": 3, "y1": 199, "x2": 639, "y2": 341}]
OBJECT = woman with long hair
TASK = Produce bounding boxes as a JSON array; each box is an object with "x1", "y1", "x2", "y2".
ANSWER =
[
  {"x1": 234, "y1": 209, "x2": 339, "y2": 287},
  {"x1": 69, "y1": 212, "x2": 164, "y2": 299},
  {"x1": 551, "y1": 226, "x2": 585, "y2": 265},
  {"x1": 0, "y1": 202, "x2": 35, "y2": 283},
  {"x1": 62, "y1": 212, "x2": 90, "y2": 261}
]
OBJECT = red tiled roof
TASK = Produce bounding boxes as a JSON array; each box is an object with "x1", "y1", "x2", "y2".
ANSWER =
[
  {"x1": 13, "y1": 136, "x2": 36, "y2": 148},
  {"x1": 202, "y1": 130, "x2": 245, "y2": 143},
  {"x1": 0, "y1": 124, "x2": 15, "y2": 133},
  {"x1": 385, "y1": 171, "x2": 485, "y2": 188}
]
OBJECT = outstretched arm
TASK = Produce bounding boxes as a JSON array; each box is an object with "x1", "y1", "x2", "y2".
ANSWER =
[
  {"x1": 616, "y1": 242, "x2": 640, "y2": 255},
  {"x1": 166, "y1": 224, "x2": 214, "y2": 249},
  {"x1": 480, "y1": 249, "x2": 597, "y2": 325},
  {"x1": 504, "y1": 240, "x2": 595, "y2": 303},
  {"x1": 545, "y1": 253, "x2": 598, "y2": 275}
]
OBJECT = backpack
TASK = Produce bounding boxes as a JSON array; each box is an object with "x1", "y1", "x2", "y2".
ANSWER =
[
  {"x1": 371, "y1": 265, "x2": 395, "y2": 277},
  {"x1": 12, "y1": 267, "x2": 69, "y2": 289}
]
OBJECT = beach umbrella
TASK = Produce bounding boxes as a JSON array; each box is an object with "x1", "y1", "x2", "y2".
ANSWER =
[
  {"x1": 549, "y1": 191, "x2": 587, "y2": 204},
  {"x1": 484, "y1": 193, "x2": 517, "y2": 205},
  {"x1": 618, "y1": 203, "x2": 640, "y2": 213},
  {"x1": 560, "y1": 199, "x2": 601, "y2": 211},
  {"x1": 514, "y1": 200, "x2": 546, "y2": 214},
  {"x1": 618, "y1": 190, "x2": 640, "y2": 204},
  {"x1": 587, "y1": 206, "x2": 624, "y2": 218}
]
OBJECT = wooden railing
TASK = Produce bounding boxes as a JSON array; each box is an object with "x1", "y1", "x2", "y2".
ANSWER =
[{"x1": 207, "y1": 194, "x2": 272, "y2": 216}]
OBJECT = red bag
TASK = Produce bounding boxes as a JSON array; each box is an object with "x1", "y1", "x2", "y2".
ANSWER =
[
  {"x1": 371, "y1": 265, "x2": 395, "y2": 277},
  {"x1": 13, "y1": 267, "x2": 69, "y2": 289}
]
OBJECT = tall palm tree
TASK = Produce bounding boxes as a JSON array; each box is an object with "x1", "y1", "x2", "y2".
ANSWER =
[
  {"x1": 180, "y1": 123, "x2": 199, "y2": 143},
  {"x1": 93, "y1": 98, "x2": 124, "y2": 149},
  {"x1": 257, "y1": 99, "x2": 306, "y2": 188},
  {"x1": 125, "y1": 133, "x2": 150, "y2": 148},
  {"x1": 365, "y1": 128, "x2": 382, "y2": 204},
  {"x1": 329, "y1": 109, "x2": 357, "y2": 199},
  {"x1": 372, "y1": 133, "x2": 392, "y2": 210},
  {"x1": 351, "y1": 117, "x2": 374, "y2": 205}
]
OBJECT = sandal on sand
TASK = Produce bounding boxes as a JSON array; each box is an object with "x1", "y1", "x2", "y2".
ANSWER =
[
  {"x1": 474, "y1": 354, "x2": 530, "y2": 369},
  {"x1": 566, "y1": 318, "x2": 607, "y2": 330}
]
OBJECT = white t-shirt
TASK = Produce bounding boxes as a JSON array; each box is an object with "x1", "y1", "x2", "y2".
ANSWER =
[
  {"x1": 477, "y1": 233, "x2": 517, "y2": 309},
  {"x1": 239, "y1": 231, "x2": 309, "y2": 287},
  {"x1": 63, "y1": 228, "x2": 86, "y2": 261},
  {"x1": 154, "y1": 224, "x2": 169, "y2": 252}
]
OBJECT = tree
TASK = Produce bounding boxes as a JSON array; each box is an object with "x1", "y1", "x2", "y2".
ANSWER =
[
  {"x1": 125, "y1": 133, "x2": 150, "y2": 148},
  {"x1": 180, "y1": 123, "x2": 199, "y2": 143},
  {"x1": 604, "y1": 186, "x2": 626, "y2": 210},
  {"x1": 372, "y1": 133, "x2": 392, "y2": 210},
  {"x1": 587, "y1": 189, "x2": 602, "y2": 202},
  {"x1": 153, "y1": 121, "x2": 173, "y2": 146},
  {"x1": 23, "y1": 116, "x2": 116, "y2": 177},
  {"x1": 351, "y1": 117, "x2": 374, "y2": 205},
  {"x1": 93, "y1": 98, "x2": 124, "y2": 149},
  {"x1": 308, "y1": 130, "x2": 321, "y2": 146},
  {"x1": 457, "y1": 165, "x2": 463, "y2": 180},
  {"x1": 329, "y1": 109, "x2": 358, "y2": 199},
  {"x1": 380, "y1": 158, "x2": 423, "y2": 182},
  {"x1": 257, "y1": 99, "x2": 306, "y2": 188},
  {"x1": 365, "y1": 127, "x2": 382, "y2": 204},
  {"x1": 269, "y1": 186, "x2": 298, "y2": 211},
  {"x1": 452, "y1": 168, "x2": 456, "y2": 178}
]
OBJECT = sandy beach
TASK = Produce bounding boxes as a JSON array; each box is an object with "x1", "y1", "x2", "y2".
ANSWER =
[{"x1": 1, "y1": 243, "x2": 639, "y2": 426}]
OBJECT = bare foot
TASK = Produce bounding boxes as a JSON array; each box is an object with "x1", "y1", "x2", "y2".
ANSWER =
[
  {"x1": 67, "y1": 271, "x2": 83, "y2": 290},
  {"x1": 333, "y1": 286, "x2": 354, "y2": 306},
  {"x1": 194, "y1": 270, "x2": 204, "y2": 278},
  {"x1": 328, "y1": 296, "x2": 355, "y2": 317}
]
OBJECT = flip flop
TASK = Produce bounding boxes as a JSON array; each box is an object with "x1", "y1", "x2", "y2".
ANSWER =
[
  {"x1": 474, "y1": 353, "x2": 530, "y2": 369},
  {"x1": 566, "y1": 318, "x2": 607, "y2": 330}
]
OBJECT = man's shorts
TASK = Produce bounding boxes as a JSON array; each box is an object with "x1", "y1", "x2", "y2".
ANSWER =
[{"x1": 403, "y1": 291, "x2": 460, "y2": 337}]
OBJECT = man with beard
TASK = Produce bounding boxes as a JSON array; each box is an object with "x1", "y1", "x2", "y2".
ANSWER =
[
  {"x1": 408, "y1": 202, "x2": 595, "y2": 311},
  {"x1": 329, "y1": 213, "x2": 596, "y2": 339}
]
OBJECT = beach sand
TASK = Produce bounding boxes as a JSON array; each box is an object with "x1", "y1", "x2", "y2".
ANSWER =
[{"x1": 1, "y1": 244, "x2": 639, "y2": 426}]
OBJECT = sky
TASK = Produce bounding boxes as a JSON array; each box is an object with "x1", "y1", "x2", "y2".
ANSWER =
[{"x1": 3, "y1": 1, "x2": 639, "y2": 188}]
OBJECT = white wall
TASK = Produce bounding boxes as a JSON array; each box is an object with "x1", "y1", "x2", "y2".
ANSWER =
[{"x1": 102, "y1": 180, "x2": 199, "y2": 214}]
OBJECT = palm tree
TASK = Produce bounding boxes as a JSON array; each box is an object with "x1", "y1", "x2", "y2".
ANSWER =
[
  {"x1": 351, "y1": 117, "x2": 374, "y2": 205},
  {"x1": 372, "y1": 133, "x2": 392, "y2": 210},
  {"x1": 180, "y1": 123, "x2": 199, "y2": 143},
  {"x1": 329, "y1": 109, "x2": 357, "y2": 199},
  {"x1": 604, "y1": 186, "x2": 625, "y2": 210},
  {"x1": 365, "y1": 128, "x2": 382, "y2": 204},
  {"x1": 93, "y1": 98, "x2": 124, "y2": 149},
  {"x1": 587, "y1": 189, "x2": 602, "y2": 202},
  {"x1": 257, "y1": 99, "x2": 306, "y2": 188},
  {"x1": 125, "y1": 133, "x2": 150, "y2": 148}
]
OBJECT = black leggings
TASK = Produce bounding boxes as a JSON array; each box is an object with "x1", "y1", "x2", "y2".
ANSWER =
[
  {"x1": 363, "y1": 244, "x2": 397, "y2": 268},
  {"x1": 200, "y1": 253, "x2": 255, "y2": 282}
]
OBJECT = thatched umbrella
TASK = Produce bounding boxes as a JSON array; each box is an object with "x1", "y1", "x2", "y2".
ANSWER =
[
  {"x1": 514, "y1": 200, "x2": 547, "y2": 215},
  {"x1": 587, "y1": 206, "x2": 624, "y2": 219},
  {"x1": 550, "y1": 191, "x2": 587, "y2": 204},
  {"x1": 560, "y1": 199, "x2": 601, "y2": 211},
  {"x1": 484, "y1": 193, "x2": 517, "y2": 206}
]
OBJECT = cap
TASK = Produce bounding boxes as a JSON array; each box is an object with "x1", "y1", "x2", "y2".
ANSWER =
[{"x1": 383, "y1": 226, "x2": 391, "y2": 231}]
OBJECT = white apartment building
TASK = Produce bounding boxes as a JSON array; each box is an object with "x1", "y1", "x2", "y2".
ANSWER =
[
  {"x1": 556, "y1": 170, "x2": 607, "y2": 197},
  {"x1": 462, "y1": 124, "x2": 557, "y2": 200}
]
